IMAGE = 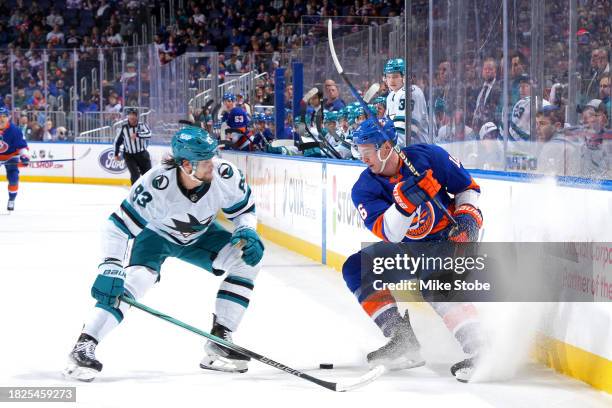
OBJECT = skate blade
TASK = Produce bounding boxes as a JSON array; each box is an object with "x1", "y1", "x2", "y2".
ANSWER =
[
  {"x1": 453, "y1": 368, "x2": 472, "y2": 383},
  {"x1": 370, "y1": 353, "x2": 426, "y2": 372},
  {"x1": 200, "y1": 355, "x2": 248, "y2": 373},
  {"x1": 62, "y1": 363, "x2": 98, "y2": 382}
]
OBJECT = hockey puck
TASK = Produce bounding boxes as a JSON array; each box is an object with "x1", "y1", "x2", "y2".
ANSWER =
[{"x1": 319, "y1": 363, "x2": 334, "y2": 369}]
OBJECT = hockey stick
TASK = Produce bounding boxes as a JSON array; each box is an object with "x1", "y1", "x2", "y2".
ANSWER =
[
  {"x1": 0, "y1": 147, "x2": 92, "y2": 167},
  {"x1": 119, "y1": 296, "x2": 385, "y2": 392},
  {"x1": 327, "y1": 20, "x2": 457, "y2": 227},
  {"x1": 301, "y1": 88, "x2": 342, "y2": 159},
  {"x1": 363, "y1": 82, "x2": 380, "y2": 103}
]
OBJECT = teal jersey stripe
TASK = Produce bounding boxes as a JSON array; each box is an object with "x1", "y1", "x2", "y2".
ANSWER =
[
  {"x1": 217, "y1": 293, "x2": 249, "y2": 308},
  {"x1": 121, "y1": 199, "x2": 147, "y2": 227},
  {"x1": 223, "y1": 187, "x2": 252, "y2": 215}
]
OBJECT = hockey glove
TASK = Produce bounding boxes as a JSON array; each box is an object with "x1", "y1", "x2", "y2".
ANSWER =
[
  {"x1": 19, "y1": 154, "x2": 30, "y2": 166},
  {"x1": 448, "y1": 205, "x2": 483, "y2": 242},
  {"x1": 392, "y1": 169, "x2": 441, "y2": 216},
  {"x1": 91, "y1": 259, "x2": 126, "y2": 306},
  {"x1": 231, "y1": 227, "x2": 264, "y2": 266}
]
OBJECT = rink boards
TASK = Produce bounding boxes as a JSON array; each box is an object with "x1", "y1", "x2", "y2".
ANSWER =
[{"x1": 1, "y1": 142, "x2": 611, "y2": 393}]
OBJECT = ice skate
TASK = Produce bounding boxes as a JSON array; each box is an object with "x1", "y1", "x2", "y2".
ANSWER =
[
  {"x1": 200, "y1": 315, "x2": 249, "y2": 373},
  {"x1": 367, "y1": 311, "x2": 425, "y2": 371},
  {"x1": 7, "y1": 199, "x2": 14, "y2": 212},
  {"x1": 63, "y1": 333, "x2": 103, "y2": 382},
  {"x1": 451, "y1": 354, "x2": 478, "y2": 383}
]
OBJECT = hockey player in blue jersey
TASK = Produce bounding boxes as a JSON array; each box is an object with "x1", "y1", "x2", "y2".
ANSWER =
[
  {"x1": 0, "y1": 107, "x2": 30, "y2": 211},
  {"x1": 221, "y1": 92, "x2": 252, "y2": 150},
  {"x1": 342, "y1": 117, "x2": 483, "y2": 382},
  {"x1": 251, "y1": 113, "x2": 274, "y2": 150}
]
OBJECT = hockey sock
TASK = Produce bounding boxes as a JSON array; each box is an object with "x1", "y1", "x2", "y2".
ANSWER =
[
  {"x1": 215, "y1": 275, "x2": 255, "y2": 332},
  {"x1": 431, "y1": 302, "x2": 482, "y2": 354},
  {"x1": 8, "y1": 184, "x2": 17, "y2": 201},
  {"x1": 359, "y1": 289, "x2": 403, "y2": 337},
  {"x1": 82, "y1": 307, "x2": 121, "y2": 342}
]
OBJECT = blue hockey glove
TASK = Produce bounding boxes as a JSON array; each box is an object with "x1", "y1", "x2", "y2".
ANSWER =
[
  {"x1": 231, "y1": 227, "x2": 264, "y2": 266},
  {"x1": 91, "y1": 259, "x2": 126, "y2": 306},
  {"x1": 19, "y1": 154, "x2": 30, "y2": 166},
  {"x1": 392, "y1": 169, "x2": 441, "y2": 216},
  {"x1": 448, "y1": 205, "x2": 483, "y2": 242}
]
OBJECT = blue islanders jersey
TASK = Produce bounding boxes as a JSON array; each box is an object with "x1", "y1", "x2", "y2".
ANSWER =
[
  {"x1": 352, "y1": 144, "x2": 479, "y2": 242},
  {"x1": 222, "y1": 107, "x2": 250, "y2": 130},
  {"x1": 252, "y1": 128, "x2": 273, "y2": 150},
  {"x1": 0, "y1": 122, "x2": 28, "y2": 161}
]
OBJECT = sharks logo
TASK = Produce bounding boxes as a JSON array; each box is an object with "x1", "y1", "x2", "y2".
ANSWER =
[
  {"x1": 218, "y1": 163, "x2": 234, "y2": 179},
  {"x1": 165, "y1": 214, "x2": 214, "y2": 238}
]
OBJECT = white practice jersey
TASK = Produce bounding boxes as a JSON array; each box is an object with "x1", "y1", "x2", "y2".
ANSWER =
[
  {"x1": 510, "y1": 96, "x2": 550, "y2": 141},
  {"x1": 102, "y1": 158, "x2": 256, "y2": 261},
  {"x1": 385, "y1": 85, "x2": 429, "y2": 146}
]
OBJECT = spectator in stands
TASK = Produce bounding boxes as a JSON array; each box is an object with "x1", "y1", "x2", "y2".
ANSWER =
[
  {"x1": 18, "y1": 114, "x2": 33, "y2": 140},
  {"x1": 27, "y1": 90, "x2": 46, "y2": 111},
  {"x1": 46, "y1": 8, "x2": 64, "y2": 28},
  {"x1": 536, "y1": 105, "x2": 581, "y2": 175},
  {"x1": 471, "y1": 57, "x2": 502, "y2": 133},
  {"x1": 14, "y1": 88, "x2": 27, "y2": 110},
  {"x1": 42, "y1": 119, "x2": 56, "y2": 142},
  {"x1": 65, "y1": 28, "x2": 82, "y2": 48},
  {"x1": 324, "y1": 79, "x2": 346, "y2": 111},
  {"x1": 584, "y1": 48, "x2": 610, "y2": 102},
  {"x1": 47, "y1": 25, "x2": 65, "y2": 47},
  {"x1": 599, "y1": 76, "x2": 611, "y2": 115},
  {"x1": 510, "y1": 51, "x2": 529, "y2": 105}
]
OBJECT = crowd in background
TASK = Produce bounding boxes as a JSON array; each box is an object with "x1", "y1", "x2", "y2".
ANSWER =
[{"x1": 0, "y1": 0, "x2": 609, "y2": 177}]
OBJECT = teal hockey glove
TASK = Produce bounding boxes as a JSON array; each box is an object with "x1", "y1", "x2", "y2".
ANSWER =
[
  {"x1": 231, "y1": 227, "x2": 264, "y2": 266},
  {"x1": 91, "y1": 258, "x2": 126, "y2": 306}
]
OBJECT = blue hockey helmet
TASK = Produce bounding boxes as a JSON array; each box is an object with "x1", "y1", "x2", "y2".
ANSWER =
[
  {"x1": 222, "y1": 92, "x2": 236, "y2": 102},
  {"x1": 384, "y1": 58, "x2": 406, "y2": 76},
  {"x1": 352, "y1": 117, "x2": 397, "y2": 148},
  {"x1": 171, "y1": 126, "x2": 218, "y2": 162},
  {"x1": 0, "y1": 107, "x2": 9, "y2": 116},
  {"x1": 253, "y1": 112, "x2": 266, "y2": 122}
]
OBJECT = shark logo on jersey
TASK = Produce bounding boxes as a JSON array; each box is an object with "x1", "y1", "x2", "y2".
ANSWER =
[
  {"x1": 165, "y1": 214, "x2": 214, "y2": 238},
  {"x1": 152, "y1": 174, "x2": 169, "y2": 190},
  {"x1": 218, "y1": 163, "x2": 234, "y2": 179}
]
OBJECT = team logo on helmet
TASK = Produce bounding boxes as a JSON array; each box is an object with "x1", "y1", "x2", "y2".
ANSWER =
[
  {"x1": 404, "y1": 202, "x2": 435, "y2": 240},
  {"x1": 218, "y1": 163, "x2": 234, "y2": 179},
  {"x1": 98, "y1": 148, "x2": 127, "y2": 174},
  {"x1": 152, "y1": 174, "x2": 169, "y2": 190}
]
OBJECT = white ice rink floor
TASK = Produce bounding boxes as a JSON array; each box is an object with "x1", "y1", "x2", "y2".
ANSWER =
[{"x1": 1, "y1": 182, "x2": 611, "y2": 408}]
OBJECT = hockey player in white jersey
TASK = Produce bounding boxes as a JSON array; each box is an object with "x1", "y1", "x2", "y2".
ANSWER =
[
  {"x1": 64, "y1": 125, "x2": 264, "y2": 381},
  {"x1": 509, "y1": 74, "x2": 551, "y2": 141},
  {"x1": 384, "y1": 58, "x2": 429, "y2": 146}
]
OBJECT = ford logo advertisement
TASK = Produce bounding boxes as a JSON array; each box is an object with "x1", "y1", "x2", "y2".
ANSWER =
[{"x1": 98, "y1": 148, "x2": 127, "y2": 174}]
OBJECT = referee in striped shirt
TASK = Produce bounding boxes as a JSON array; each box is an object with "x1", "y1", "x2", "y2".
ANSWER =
[{"x1": 114, "y1": 108, "x2": 152, "y2": 185}]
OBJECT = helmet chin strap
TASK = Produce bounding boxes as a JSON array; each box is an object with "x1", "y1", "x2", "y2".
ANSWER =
[
  {"x1": 179, "y1": 161, "x2": 206, "y2": 183},
  {"x1": 376, "y1": 145, "x2": 394, "y2": 174}
]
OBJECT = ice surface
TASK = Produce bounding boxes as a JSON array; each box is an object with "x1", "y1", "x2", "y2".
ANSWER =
[{"x1": 0, "y1": 182, "x2": 610, "y2": 408}]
